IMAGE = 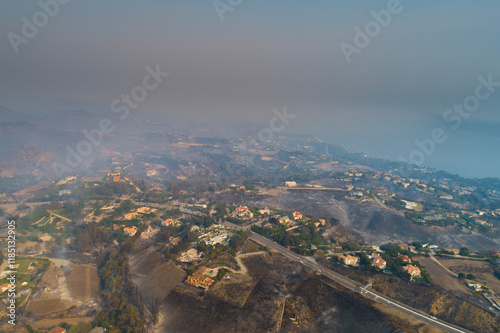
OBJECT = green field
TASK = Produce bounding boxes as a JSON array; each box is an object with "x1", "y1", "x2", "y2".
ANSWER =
[
  {"x1": 38, "y1": 216, "x2": 51, "y2": 226},
  {"x1": 15, "y1": 258, "x2": 50, "y2": 274}
]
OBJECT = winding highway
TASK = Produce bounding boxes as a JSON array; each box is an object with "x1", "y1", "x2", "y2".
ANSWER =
[{"x1": 249, "y1": 232, "x2": 472, "y2": 333}]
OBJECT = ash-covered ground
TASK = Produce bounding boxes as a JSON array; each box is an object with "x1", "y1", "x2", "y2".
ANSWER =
[
  {"x1": 157, "y1": 255, "x2": 430, "y2": 333},
  {"x1": 212, "y1": 189, "x2": 500, "y2": 251}
]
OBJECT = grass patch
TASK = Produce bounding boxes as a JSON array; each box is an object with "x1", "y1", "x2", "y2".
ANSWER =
[{"x1": 15, "y1": 258, "x2": 50, "y2": 274}]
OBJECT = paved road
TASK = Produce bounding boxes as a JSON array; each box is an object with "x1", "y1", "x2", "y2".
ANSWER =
[
  {"x1": 249, "y1": 232, "x2": 472, "y2": 333},
  {"x1": 283, "y1": 187, "x2": 348, "y2": 191}
]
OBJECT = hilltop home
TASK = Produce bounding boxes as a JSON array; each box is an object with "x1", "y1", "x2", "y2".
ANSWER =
[
  {"x1": 396, "y1": 254, "x2": 411, "y2": 263},
  {"x1": 370, "y1": 253, "x2": 387, "y2": 270},
  {"x1": 162, "y1": 218, "x2": 180, "y2": 227},
  {"x1": 403, "y1": 265, "x2": 421, "y2": 279},
  {"x1": 444, "y1": 248, "x2": 460, "y2": 255},
  {"x1": 124, "y1": 212, "x2": 140, "y2": 220},
  {"x1": 467, "y1": 283, "x2": 482, "y2": 292},
  {"x1": 123, "y1": 226, "x2": 138, "y2": 236},
  {"x1": 234, "y1": 206, "x2": 253, "y2": 220},
  {"x1": 338, "y1": 254, "x2": 359, "y2": 266},
  {"x1": 186, "y1": 267, "x2": 214, "y2": 289},
  {"x1": 259, "y1": 208, "x2": 272, "y2": 215},
  {"x1": 279, "y1": 216, "x2": 292, "y2": 224}
]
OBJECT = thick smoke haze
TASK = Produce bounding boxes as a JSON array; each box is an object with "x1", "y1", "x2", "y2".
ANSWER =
[{"x1": 1, "y1": 0, "x2": 499, "y2": 178}]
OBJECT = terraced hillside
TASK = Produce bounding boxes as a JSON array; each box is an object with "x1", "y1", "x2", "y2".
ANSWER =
[{"x1": 129, "y1": 248, "x2": 186, "y2": 306}]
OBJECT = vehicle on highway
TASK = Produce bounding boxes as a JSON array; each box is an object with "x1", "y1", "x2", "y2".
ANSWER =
[{"x1": 430, "y1": 316, "x2": 437, "y2": 320}]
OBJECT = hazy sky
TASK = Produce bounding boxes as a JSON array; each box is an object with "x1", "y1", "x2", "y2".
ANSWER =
[{"x1": 1, "y1": 1, "x2": 499, "y2": 178}]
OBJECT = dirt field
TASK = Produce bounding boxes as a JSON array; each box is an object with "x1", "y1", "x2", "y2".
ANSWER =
[
  {"x1": 12, "y1": 181, "x2": 51, "y2": 202},
  {"x1": 438, "y1": 258, "x2": 500, "y2": 295},
  {"x1": 25, "y1": 297, "x2": 76, "y2": 317},
  {"x1": 25, "y1": 262, "x2": 100, "y2": 319},
  {"x1": 415, "y1": 256, "x2": 471, "y2": 295},
  {"x1": 240, "y1": 239, "x2": 264, "y2": 254},
  {"x1": 66, "y1": 264, "x2": 99, "y2": 300},
  {"x1": 25, "y1": 263, "x2": 78, "y2": 317},
  {"x1": 210, "y1": 273, "x2": 257, "y2": 308},
  {"x1": 30, "y1": 317, "x2": 93, "y2": 331}
]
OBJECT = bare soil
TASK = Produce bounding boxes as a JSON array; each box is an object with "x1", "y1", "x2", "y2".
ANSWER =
[
  {"x1": 415, "y1": 256, "x2": 471, "y2": 295},
  {"x1": 439, "y1": 258, "x2": 500, "y2": 295},
  {"x1": 66, "y1": 264, "x2": 99, "y2": 300}
]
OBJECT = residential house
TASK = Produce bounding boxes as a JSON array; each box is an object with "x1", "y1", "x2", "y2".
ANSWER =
[
  {"x1": 370, "y1": 253, "x2": 387, "y2": 270},
  {"x1": 168, "y1": 236, "x2": 181, "y2": 247},
  {"x1": 162, "y1": 218, "x2": 180, "y2": 227},
  {"x1": 58, "y1": 189, "x2": 72, "y2": 196},
  {"x1": 445, "y1": 248, "x2": 460, "y2": 255},
  {"x1": 467, "y1": 283, "x2": 482, "y2": 292},
  {"x1": 338, "y1": 254, "x2": 359, "y2": 266},
  {"x1": 258, "y1": 208, "x2": 272, "y2": 215},
  {"x1": 123, "y1": 226, "x2": 138, "y2": 236},
  {"x1": 285, "y1": 181, "x2": 297, "y2": 188},
  {"x1": 186, "y1": 267, "x2": 214, "y2": 289},
  {"x1": 292, "y1": 211, "x2": 303, "y2": 220},
  {"x1": 137, "y1": 207, "x2": 151, "y2": 214},
  {"x1": 279, "y1": 216, "x2": 292, "y2": 224},
  {"x1": 46, "y1": 326, "x2": 67, "y2": 333},
  {"x1": 234, "y1": 206, "x2": 253, "y2": 220},
  {"x1": 403, "y1": 265, "x2": 421, "y2": 279},
  {"x1": 396, "y1": 254, "x2": 411, "y2": 263},
  {"x1": 124, "y1": 212, "x2": 139, "y2": 220}
]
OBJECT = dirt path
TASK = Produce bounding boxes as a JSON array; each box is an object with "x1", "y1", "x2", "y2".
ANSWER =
[
  {"x1": 51, "y1": 213, "x2": 71, "y2": 222},
  {"x1": 235, "y1": 255, "x2": 248, "y2": 274},
  {"x1": 416, "y1": 255, "x2": 471, "y2": 295},
  {"x1": 207, "y1": 255, "x2": 252, "y2": 277},
  {"x1": 430, "y1": 255, "x2": 458, "y2": 277}
]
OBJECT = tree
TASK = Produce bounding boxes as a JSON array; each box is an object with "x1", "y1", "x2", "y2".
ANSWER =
[
  {"x1": 466, "y1": 273, "x2": 476, "y2": 280},
  {"x1": 359, "y1": 252, "x2": 372, "y2": 268},
  {"x1": 459, "y1": 247, "x2": 470, "y2": 256},
  {"x1": 458, "y1": 272, "x2": 466, "y2": 279},
  {"x1": 47, "y1": 200, "x2": 61, "y2": 211},
  {"x1": 17, "y1": 203, "x2": 29, "y2": 211}
]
